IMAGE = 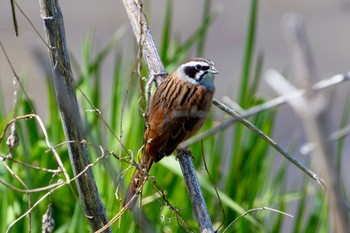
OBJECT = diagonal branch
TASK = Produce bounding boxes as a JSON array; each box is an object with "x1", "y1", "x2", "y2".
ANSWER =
[
  {"x1": 123, "y1": 0, "x2": 167, "y2": 86},
  {"x1": 212, "y1": 98, "x2": 325, "y2": 187}
]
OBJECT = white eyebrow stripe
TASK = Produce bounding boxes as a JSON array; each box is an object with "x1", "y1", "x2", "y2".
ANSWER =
[{"x1": 183, "y1": 61, "x2": 209, "y2": 67}]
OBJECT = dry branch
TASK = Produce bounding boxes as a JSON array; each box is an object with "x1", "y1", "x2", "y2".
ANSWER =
[
  {"x1": 123, "y1": 0, "x2": 214, "y2": 232},
  {"x1": 183, "y1": 70, "x2": 350, "y2": 147},
  {"x1": 281, "y1": 13, "x2": 349, "y2": 232},
  {"x1": 212, "y1": 98, "x2": 325, "y2": 187},
  {"x1": 38, "y1": 0, "x2": 110, "y2": 232}
]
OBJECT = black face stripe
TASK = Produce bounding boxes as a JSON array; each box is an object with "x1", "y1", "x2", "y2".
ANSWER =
[
  {"x1": 184, "y1": 66, "x2": 197, "y2": 79},
  {"x1": 195, "y1": 64, "x2": 210, "y2": 71},
  {"x1": 183, "y1": 58, "x2": 215, "y2": 81},
  {"x1": 201, "y1": 66, "x2": 210, "y2": 71}
]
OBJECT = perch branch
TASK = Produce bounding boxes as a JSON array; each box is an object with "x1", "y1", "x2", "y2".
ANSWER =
[
  {"x1": 123, "y1": 0, "x2": 214, "y2": 231},
  {"x1": 183, "y1": 70, "x2": 350, "y2": 147},
  {"x1": 212, "y1": 98, "x2": 325, "y2": 187},
  {"x1": 123, "y1": 0, "x2": 167, "y2": 85}
]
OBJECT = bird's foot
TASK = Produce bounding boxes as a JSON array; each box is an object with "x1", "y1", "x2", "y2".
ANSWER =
[{"x1": 176, "y1": 148, "x2": 195, "y2": 161}]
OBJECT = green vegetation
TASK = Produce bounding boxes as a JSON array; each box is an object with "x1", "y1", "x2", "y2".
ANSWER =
[{"x1": 0, "y1": 0, "x2": 343, "y2": 232}]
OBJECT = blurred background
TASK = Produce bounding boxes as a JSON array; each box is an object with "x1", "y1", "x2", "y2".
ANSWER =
[
  {"x1": 1, "y1": 0, "x2": 350, "y2": 232},
  {"x1": 1, "y1": 0, "x2": 350, "y2": 115}
]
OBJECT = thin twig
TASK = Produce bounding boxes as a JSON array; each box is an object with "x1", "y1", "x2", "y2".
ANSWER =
[
  {"x1": 2, "y1": 159, "x2": 32, "y2": 232},
  {"x1": 35, "y1": 114, "x2": 70, "y2": 181},
  {"x1": 300, "y1": 123, "x2": 350, "y2": 155},
  {"x1": 313, "y1": 72, "x2": 350, "y2": 90},
  {"x1": 95, "y1": 175, "x2": 147, "y2": 233},
  {"x1": 10, "y1": 0, "x2": 18, "y2": 36},
  {"x1": 0, "y1": 114, "x2": 69, "y2": 181},
  {"x1": 14, "y1": 1, "x2": 49, "y2": 46},
  {"x1": 183, "y1": 70, "x2": 350, "y2": 147},
  {"x1": 0, "y1": 41, "x2": 35, "y2": 112},
  {"x1": 182, "y1": 91, "x2": 303, "y2": 147},
  {"x1": 200, "y1": 141, "x2": 225, "y2": 232},
  {"x1": 212, "y1": 98, "x2": 325, "y2": 187},
  {"x1": 5, "y1": 140, "x2": 112, "y2": 232},
  {"x1": 0, "y1": 154, "x2": 61, "y2": 173},
  {"x1": 6, "y1": 182, "x2": 65, "y2": 233},
  {"x1": 328, "y1": 124, "x2": 350, "y2": 142},
  {"x1": 223, "y1": 207, "x2": 293, "y2": 233},
  {"x1": 0, "y1": 179, "x2": 64, "y2": 193}
]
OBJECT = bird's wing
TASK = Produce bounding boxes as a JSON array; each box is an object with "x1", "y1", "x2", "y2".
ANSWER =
[{"x1": 145, "y1": 76, "x2": 213, "y2": 162}]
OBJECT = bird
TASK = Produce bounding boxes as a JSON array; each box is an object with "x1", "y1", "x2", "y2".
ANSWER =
[{"x1": 123, "y1": 57, "x2": 218, "y2": 210}]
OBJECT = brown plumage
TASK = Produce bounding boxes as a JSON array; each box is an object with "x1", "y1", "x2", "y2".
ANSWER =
[{"x1": 123, "y1": 58, "x2": 218, "y2": 209}]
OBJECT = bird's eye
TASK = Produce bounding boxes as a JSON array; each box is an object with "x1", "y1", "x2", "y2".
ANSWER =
[{"x1": 195, "y1": 64, "x2": 202, "y2": 70}]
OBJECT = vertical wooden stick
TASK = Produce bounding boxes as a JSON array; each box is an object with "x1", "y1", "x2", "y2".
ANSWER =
[
  {"x1": 122, "y1": 0, "x2": 214, "y2": 231},
  {"x1": 39, "y1": 0, "x2": 110, "y2": 232}
]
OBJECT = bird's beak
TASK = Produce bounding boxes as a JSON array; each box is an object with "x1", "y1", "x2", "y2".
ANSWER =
[{"x1": 209, "y1": 66, "x2": 219, "y2": 74}]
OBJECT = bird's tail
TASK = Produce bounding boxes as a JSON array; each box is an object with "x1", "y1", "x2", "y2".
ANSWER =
[{"x1": 123, "y1": 156, "x2": 153, "y2": 210}]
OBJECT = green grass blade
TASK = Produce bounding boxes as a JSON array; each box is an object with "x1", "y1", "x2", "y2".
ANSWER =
[
  {"x1": 171, "y1": 7, "x2": 218, "y2": 64},
  {"x1": 335, "y1": 90, "x2": 350, "y2": 172},
  {"x1": 239, "y1": 0, "x2": 258, "y2": 107},
  {"x1": 160, "y1": 0, "x2": 173, "y2": 64},
  {"x1": 196, "y1": 0, "x2": 212, "y2": 57}
]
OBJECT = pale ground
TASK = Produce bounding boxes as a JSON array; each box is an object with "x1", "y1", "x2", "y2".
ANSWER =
[{"x1": 1, "y1": 0, "x2": 350, "y2": 230}]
